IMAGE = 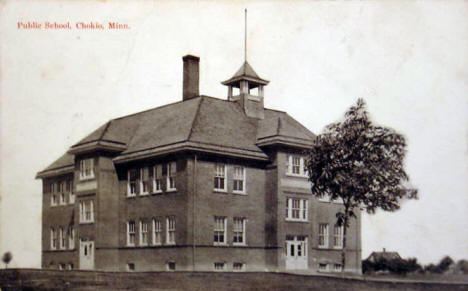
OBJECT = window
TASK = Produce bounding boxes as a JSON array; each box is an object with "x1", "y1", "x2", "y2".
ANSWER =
[
  {"x1": 50, "y1": 228, "x2": 57, "y2": 250},
  {"x1": 59, "y1": 181, "x2": 67, "y2": 205},
  {"x1": 213, "y1": 216, "x2": 226, "y2": 245},
  {"x1": 127, "y1": 221, "x2": 136, "y2": 246},
  {"x1": 79, "y1": 158, "x2": 95, "y2": 180},
  {"x1": 51, "y1": 194, "x2": 58, "y2": 206},
  {"x1": 318, "y1": 224, "x2": 329, "y2": 248},
  {"x1": 127, "y1": 169, "x2": 139, "y2": 197},
  {"x1": 167, "y1": 162, "x2": 177, "y2": 191},
  {"x1": 166, "y1": 217, "x2": 176, "y2": 244},
  {"x1": 286, "y1": 198, "x2": 308, "y2": 221},
  {"x1": 59, "y1": 227, "x2": 65, "y2": 249},
  {"x1": 152, "y1": 218, "x2": 162, "y2": 245},
  {"x1": 286, "y1": 155, "x2": 308, "y2": 177},
  {"x1": 214, "y1": 164, "x2": 226, "y2": 191},
  {"x1": 333, "y1": 264, "x2": 343, "y2": 272},
  {"x1": 318, "y1": 263, "x2": 329, "y2": 272},
  {"x1": 233, "y1": 166, "x2": 245, "y2": 193},
  {"x1": 233, "y1": 217, "x2": 246, "y2": 245},
  {"x1": 333, "y1": 225, "x2": 344, "y2": 249},
  {"x1": 140, "y1": 167, "x2": 150, "y2": 195},
  {"x1": 79, "y1": 200, "x2": 94, "y2": 223},
  {"x1": 127, "y1": 263, "x2": 135, "y2": 271},
  {"x1": 233, "y1": 262, "x2": 245, "y2": 271},
  {"x1": 68, "y1": 226, "x2": 75, "y2": 249},
  {"x1": 166, "y1": 262, "x2": 176, "y2": 271},
  {"x1": 152, "y1": 165, "x2": 163, "y2": 193},
  {"x1": 140, "y1": 221, "x2": 148, "y2": 246},
  {"x1": 214, "y1": 262, "x2": 226, "y2": 271},
  {"x1": 68, "y1": 180, "x2": 75, "y2": 204},
  {"x1": 66, "y1": 264, "x2": 73, "y2": 270}
]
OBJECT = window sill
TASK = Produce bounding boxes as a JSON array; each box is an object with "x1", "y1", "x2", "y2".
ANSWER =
[
  {"x1": 285, "y1": 218, "x2": 309, "y2": 223},
  {"x1": 140, "y1": 193, "x2": 149, "y2": 196},
  {"x1": 232, "y1": 243, "x2": 247, "y2": 247},
  {"x1": 166, "y1": 189, "x2": 177, "y2": 193},
  {"x1": 213, "y1": 243, "x2": 228, "y2": 246},
  {"x1": 79, "y1": 176, "x2": 95, "y2": 182},
  {"x1": 213, "y1": 189, "x2": 227, "y2": 194},
  {"x1": 165, "y1": 242, "x2": 176, "y2": 245},
  {"x1": 152, "y1": 191, "x2": 163, "y2": 195},
  {"x1": 126, "y1": 194, "x2": 137, "y2": 199},
  {"x1": 232, "y1": 191, "x2": 246, "y2": 195},
  {"x1": 333, "y1": 246, "x2": 343, "y2": 250},
  {"x1": 79, "y1": 221, "x2": 94, "y2": 225},
  {"x1": 126, "y1": 244, "x2": 135, "y2": 247},
  {"x1": 285, "y1": 173, "x2": 309, "y2": 179},
  {"x1": 318, "y1": 246, "x2": 329, "y2": 249},
  {"x1": 139, "y1": 244, "x2": 148, "y2": 247}
]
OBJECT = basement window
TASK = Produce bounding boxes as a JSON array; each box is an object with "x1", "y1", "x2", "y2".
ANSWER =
[
  {"x1": 167, "y1": 262, "x2": 176, "y2": 271},
  {"x1": 233, "y1": 262, "x2": 245, "y2": 271},
  {"x1": 127, "y1": 263, "x2": 135, "y2": 271},
  {"x1": 214, "y1": 262, "x2": 226, "y2": 271}
]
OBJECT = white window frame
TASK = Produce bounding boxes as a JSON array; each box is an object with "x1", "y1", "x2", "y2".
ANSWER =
[
  {"x1": 214, "y1": 262, "x2": 226, "y2": 271},
  {"x1": 79, "y1": 200, "x2": 94, "y2": 224},
  {"x1": 140, "y1": 167, "x2": 150, "y2": 195},
  {"x1": 127, "y1": 169, "x2": 138, "y2": 197},
  {"x1": 51, "y1": 194, "x2": 58, "y2": 207},
  {"x1": 318, "y1": 223, "x2": 329, "y2": 248},
  {"x1": 233, "y1": 262, "x2": 245, "y2": 271},
  {"x1": 152, "y1": 218, "x2": 162, "y2": 245},
  {"x1": 79, "y1": 158, "x2": 95, "y2": 180},
  {"x1": 139, "y1": 221, "x2": 149, "y2": 246},
  {"x1": 166, "y1": 217, "x2": 176, "y2": 245},
  {"x1": 233, "y1": 217, "x2": 246, "y2": 245},
  {"x1": 214, "y1": 163, "x2": 227, "y2": 192},
  {"x1": 333, "y1": 263, "x2": 343, "y2": 272},
  {"x1": 166, "y1": 162, "x2": 177, "y2": 192},
  {"x1": 333, "y1": 225, "x2": 344, "y2": 249},
  {"x1": 68, "y1": 226, "x2": 75, "y2": 249},
  {"x1": 286, "y1": 155, "x2": 308, "y2": 177},
  {"x1": 68, "y1": 180, "x2": 75, "y2": 204},
  {"x1": 50, "y1": 228, "x2": 57, "y2": 250},
  {"x1": 58, "y1": 227, "x2": 65, "y2": 249},
  {"x1": 127, "y1": 221, "x2": 136, "y2": 247},
  {"x1": 152, "y1": 165, "x2": 163, "y2": 194},
  {"x1": 286, "y1": 198, "x2": 308, "y2": 221},
  {"x1": 213, "y1": 216, "x2": 227, "y2": 245},
  {"x1": 233, "y1": 166, "x2": 246, "y2": 194}
]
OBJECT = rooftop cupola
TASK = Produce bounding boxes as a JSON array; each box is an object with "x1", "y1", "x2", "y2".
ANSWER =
[{"x1": 222, "y1": 9, "x2": 269, "y2": 119}]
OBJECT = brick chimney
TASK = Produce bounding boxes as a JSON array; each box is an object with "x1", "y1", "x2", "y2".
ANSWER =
[{"x1": 182, "y1": 55, "x2": 199, "y2": 101}]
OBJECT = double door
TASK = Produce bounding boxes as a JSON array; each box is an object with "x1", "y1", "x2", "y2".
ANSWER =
[{"x1": 285, "y1": 236, "x2": 308, "y2": 270}]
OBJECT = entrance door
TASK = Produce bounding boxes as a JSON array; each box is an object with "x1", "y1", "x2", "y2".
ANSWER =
[
  {"x1": 79, "y1": 240, "x2": 94, "y2": 270},
  {"x1": 285, "y1": 236, "x2": 308, "y2": 270}
]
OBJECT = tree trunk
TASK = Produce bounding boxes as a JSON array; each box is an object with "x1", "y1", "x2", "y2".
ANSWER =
[{"x1": 341, "y1": 216, "x2": 348, "y2": 275}]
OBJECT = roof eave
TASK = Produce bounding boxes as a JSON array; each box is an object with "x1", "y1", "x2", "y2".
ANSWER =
[
  {"x1": 68, "y1": 140, "x2": 127, "y2": 155},
  {"x1": 256, "y1": 135, "x2": 314, "y2": 150},
  {"x1": 221, "y1": 76, "x2": 269, "y2": 86},
  {"x1": 113, "y1": 141, "x2": 269, "y2": 164},
  {"x1": 36, "y1": 165, "x2": 74, "y2": 179}
]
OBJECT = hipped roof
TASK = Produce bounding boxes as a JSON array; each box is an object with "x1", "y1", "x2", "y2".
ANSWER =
[{"x1": 37, "y1": 96, "x2": 315, "y2": 177}]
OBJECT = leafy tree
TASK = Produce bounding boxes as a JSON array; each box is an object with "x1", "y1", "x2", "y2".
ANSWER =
[
  {"x1": 2, "y1": 252, "x2": 12, "y2": 268},
  {"x1": 307, "y1": 99, "x2": 417, "y2": 273},
  {"x1": 425, "y1": 256, "x2": 454, "y2": 274}
]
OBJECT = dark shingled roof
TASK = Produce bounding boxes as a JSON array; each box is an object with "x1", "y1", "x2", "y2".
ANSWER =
[
  {"x1": 38, "y1": 96, "x2": 315, "y2": 175},
  {"x1": 367, "y1": 251, "x2": 402, "y2": 262}
]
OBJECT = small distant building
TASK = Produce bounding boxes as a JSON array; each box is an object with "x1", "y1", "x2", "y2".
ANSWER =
[{"x1": 366, "y1": 248, "x2": 401, "y2": 263}]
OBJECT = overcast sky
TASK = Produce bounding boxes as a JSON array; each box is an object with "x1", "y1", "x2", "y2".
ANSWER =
[{"x1": 1, "y1": 1, "x2": 467, "y2": 268}]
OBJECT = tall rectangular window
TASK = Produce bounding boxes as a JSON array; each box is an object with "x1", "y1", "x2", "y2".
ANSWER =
[
  {"x1": 79, "y1": 200, "x2": 94, "y2": 223},
  {"x1": 127, "y1": 169, "x2": 139, "y2": 197},
  {"x1": 286, "y1": 198, "x2": 308, "y2": 221},
  {"x1": 51, "y1": 194, "x2": 57, "y2": 207},
  {"x1": 140, "y1": 221, "x2": 148, "y2": 246},
  {"x1": 214, "y1": 164, "x2": 226, "y2": 191},
  {"x1": 50, "y1": 228, "x2": 57, "y2": 250},
  {"x1": 333, "y1": 225, "x2": 344, "y2": 249},
  {"x1": 152, "y1": 165, "x2": 163, "y2": 193},
  {"x1": 68, "y1": 226, "x2": 75, "y2": 249},
  {"x1": 166, "y1": 217, "x2": 176, "y2": 244},
  {"x1": 58, "y1": 227, "x2": 65, "y2": 249},
  {"x1": 287, "y1": 155, "x2": 307, "y2": 177},
  {"x1": 140, "y1": 167, "x2": 150, "y2": 195},
  {"x1": 318, "y1": 224, "x2": 329, "y2": 248},
  {"x1": 59, "y1": 181, "x2": 67, "y2": 205},
  {"x1": 213, "y1": 216, "x2": 226, "y2": 245},
  {"x1": 233, "y1": 166, "x2": 245, "y2": 193},
  {"x1": 127, "y1": 221, "x2": 136, "y2": 246},
  {"x1": 79, "y1": 158, "x2": 95, "y2": 180},
  {"x1": 51, "y1": 182, "x2": 57, "y2": 206},
  {"x1": 68, "y1": 180, "x2": 75, "y2": 204},
  {"x1": 233, "y1": 217, "x2": 246, "y2": 245},
  {"x1": 167, "y1": 162, "x2": 177, "y2": 191},
  {"x1": 152, "y1": 218, "x2": 162, "y2": 245}
]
